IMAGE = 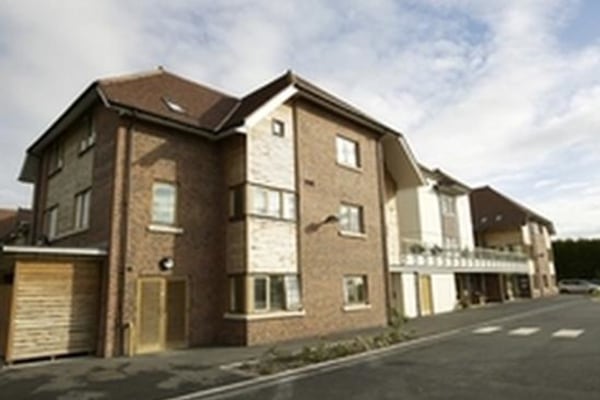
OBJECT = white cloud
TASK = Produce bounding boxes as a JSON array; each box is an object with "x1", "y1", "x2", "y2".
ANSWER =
[{"x1": 0, "y1": 0, "x2": 598, "y2": 238}]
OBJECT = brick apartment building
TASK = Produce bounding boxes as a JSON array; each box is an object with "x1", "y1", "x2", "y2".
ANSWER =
[
  {"x1": 5, "y1": 69, "x2": 423, "y2": 360},
  {"x1": 470, "y1": 186, "x2": 558, "y2": 298}
]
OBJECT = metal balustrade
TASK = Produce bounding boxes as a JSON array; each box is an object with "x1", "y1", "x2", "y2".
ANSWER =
[{"x1": 390, "y1": 239, "x2": 530, "y2": 273}]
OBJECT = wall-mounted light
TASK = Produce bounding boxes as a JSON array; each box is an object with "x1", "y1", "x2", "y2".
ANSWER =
[
  {"x1": 323, "y1": 214, "x2": 339, "y2": 224},
  {"x1": 159, "y1": 257, "x2": 175, "y2": 271}
]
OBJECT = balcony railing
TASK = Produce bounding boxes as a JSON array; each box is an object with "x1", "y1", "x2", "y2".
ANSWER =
[{"x1": 390, "y1": 239, "x2": 530, "y2": 274}]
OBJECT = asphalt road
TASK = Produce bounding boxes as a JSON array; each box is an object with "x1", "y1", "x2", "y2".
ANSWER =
[{"x1": 211, "y1": 296, "x2": 599, "y2": 400}]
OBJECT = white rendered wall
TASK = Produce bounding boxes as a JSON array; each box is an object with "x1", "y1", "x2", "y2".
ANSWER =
[
  {"x1": 385, "y1": 193, "x2": 401, "y2": 265},
  {"x1": 416, "y1": 180, "x2": 443, "y2": 246},
  {"x1": 431, "y1": 273, "x2": 457, "y2": 314},
  {"x1": 402, "y1": 273, "x2": 419, "y2": 318},
  {"x1": 456, "y1": 195, "x2": 475, "y2": 249},
  {"x1": 522, "y1": 225, "x2": 531, "y2": 245}
]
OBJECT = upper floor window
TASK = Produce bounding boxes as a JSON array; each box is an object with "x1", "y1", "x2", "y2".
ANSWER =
[
  {"x1": 249, "y1": 185, "x2": 296, "y2": 221},
  {"x1": 440, "y1": 194, "x2": 456, "y2": 215},
  {"x1": 79, "y1": 115, "x2": 96, "y2": 153},
  {"x1": 45, "y1": 206, "x2": 58, "y2": 240},
  {"x1": 343, "y1": 275, "x2": 368, "y2": 305},
  {"x1": 336, "y1": 136, "x2": 360, "y2": 168},
  {"x1": 74, "y1": 189, "x2": 91, "y2": 230},
  {"x1": 48, "y1": 142, "x2": 64, "y2": 175},
  {"x1": 272, "y1": 119, "x2": 285, "y2": 137},
  {"x1": 339, "y1": 203, "x2": 364, "y2": 234},
  {"x1": 152, "y1": 182, "x2": 177, "y2": 225}
]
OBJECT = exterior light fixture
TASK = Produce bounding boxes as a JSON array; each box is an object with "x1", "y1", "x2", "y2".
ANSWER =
[{"x1": 159, "y1": 257, "x2": 174, "y2": 271}]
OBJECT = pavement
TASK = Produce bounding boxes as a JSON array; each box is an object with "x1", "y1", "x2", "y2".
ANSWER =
[{"x1": 0, "y1": 295, "x2": 589, "y2": 400}]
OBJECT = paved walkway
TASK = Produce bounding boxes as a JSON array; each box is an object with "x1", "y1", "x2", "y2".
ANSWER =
[{"x1": 0, "y1": 295, "x2": 579, "y2": 400}]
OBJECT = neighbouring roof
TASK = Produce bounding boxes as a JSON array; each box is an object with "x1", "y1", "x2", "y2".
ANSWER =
[
  {"x1": 420, "y1": 165, "x2": 471, "y2": 194},
  {"x1": 20, "y1": 67, "x2": 416, "y2": 183},
  {"x1": 470, "y1": 186, "x2": 555, "y2": 234},
  {"x1": 0, "y1": 208, "x2": 32, "y2": 244}
]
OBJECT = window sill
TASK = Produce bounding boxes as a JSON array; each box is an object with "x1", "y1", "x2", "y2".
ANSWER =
[
  {"x1": 78, "y1": 143, "x2": 95, "y2": 157},
  {"x1": 342, "y1": 303, "x2": 371, "y2": 312},
  {"x1": 147, "y1": 224, "x2": 184, "y2": 235},
  {"x1": 336, "y1": 162, "x2": 362, "y2": 173},
  {"x1": 49, "y1": 226, "x2": 89, "y2": 242},
  {"x1": 223, "y1": 310, "x2": 305, "y2": 321},
  {"x1": 47, "y1": 166, "x2": 63, "y2": 178},
  {"x1": 338, "y1": 230, "x2": 367, "y2": 239}
]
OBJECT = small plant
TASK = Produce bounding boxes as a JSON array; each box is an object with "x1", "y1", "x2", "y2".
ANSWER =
[{"x1": 409, "y1": 243, "x2": 426, "y2": 254}]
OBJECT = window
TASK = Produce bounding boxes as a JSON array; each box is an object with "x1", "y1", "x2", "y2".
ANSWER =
[
  {"x1": 229, "y1": 275, "x2": 245, "y2": 313},
  {"x1": 440, "y1": 194, "x2": 456, "y2": 215},
  {"x1": 336, "y1": 136, "x2": 360, "y2": 168},
  {"x1": 79, "y1": 115, "x2": 96, "y2": 153},
  {"x1": 339, "y1": 203, "x2": 364, "y2": 234},
  {"x1": 250, "y1": 185, "x2": 296, "y2": 221},
  {"x1": 48, "y1": 142, "x2": 64, "y2": 174},
  {"x1": 249, "y1": 275, "x2": 302, "y2": 313},
  {"x1": 343, "y1": 275, "x2": 368, "y2": 305},
  {"x1": 152, "y1": 182, "x2": 177, "y2": 225},
  {"x1": 272, "y1": 119, "x2": 285, "y2": 137},
  {"x1": 229, "y1": 186, "x2": 245, "y2": 219},
  {"x1": 45, "y1": 206, "x2": 58, "y2": 240},
  {"x1": 253, "y1": 277, "x2": 268, "y2": 311},
  {"x1": 74, "y1": 189, "x2": 91, "y2": 230}
]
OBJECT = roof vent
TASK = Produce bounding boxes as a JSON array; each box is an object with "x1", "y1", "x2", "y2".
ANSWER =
[{"x1": 162, "y1": 97, "x2": 186, "y2": 114}]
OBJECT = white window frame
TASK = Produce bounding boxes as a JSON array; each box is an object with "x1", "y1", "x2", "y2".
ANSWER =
[
  {"x1": 343, "y1": 275, "x2": 368, "y2": 305},
  {"x1": 74, "y1": 188, "x2": 91, "y2": 230},
  {"x1": 79, "y1": 115, "x2": 96, "y2": 153},
  {"x1": 440, "y1": 194, "x2": 456, "y2": 215},
  {"x1": 336, "y1": 135, "x2": 360, "y2": 168},
  {"x1": 251, "y1": 275, "x2": 302, "y2": 313},
  {"x1": 46, "y1": 206, "x2": 58, "y2": 240},
  {"x1": 48, "y1": 142, "x2": 64, "y2": 174},
  {"x1": 152, "y1": 182, "x2": 177, "y2": 225},
  {"x1": 272, "y1": 119, "x2": 285, "y2": 137},
  {"x1": 249, "y1": 185, "x2": 296, "y2": 221},
  {"x1": 339, "y1": 203, "x2": 364, "y2": 234}
]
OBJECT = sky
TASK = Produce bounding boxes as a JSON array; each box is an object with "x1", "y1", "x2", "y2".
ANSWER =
[{"x1": 1, "y1": 0, "x2": 599, "y2": 239}]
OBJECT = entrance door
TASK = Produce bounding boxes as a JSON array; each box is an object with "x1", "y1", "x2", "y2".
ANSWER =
[
  {"x1": 137, "y1": 277, "x2": 187, "y2": 354},
  {"x1": 390, "y1": 273, "x2": 404, "y2": 317},
  {"x1": 419, "y1": 274, "x2": 433, "y2": 316}
]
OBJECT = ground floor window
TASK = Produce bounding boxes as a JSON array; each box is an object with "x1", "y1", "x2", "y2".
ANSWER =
[
  {"x1": 343, "y1": 275, "x2": 368, "y2": 305},
  {"x1": 228, "y1": 274, "x2": 302, "y2": 313}
]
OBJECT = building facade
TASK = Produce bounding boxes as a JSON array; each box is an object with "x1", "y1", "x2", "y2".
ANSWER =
[
  {"x1": 2, "y1": 69, "x2": 556, "y2": 362},
  {"x1": 9, "y1": 69, "x2": 423, "y2": 359},
  {"x1": 470, "y1": 186, "x2": 558, "y2": 298},
  {"x1": 385, "y1": 167, "x2": 531, "y2": 319}
]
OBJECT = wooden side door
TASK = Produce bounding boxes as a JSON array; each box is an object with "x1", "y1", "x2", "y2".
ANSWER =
[
  {"x1": 165, "y1": 279, "x2": 188, "y2": 349},
  {"x1": 136, "y1": 277, "x2": 188, "y2": 354},
  {"x1": 419, "y1": 274, "x2": 433, "y2": 316},
  {"x1": 137, "y1": 278, "x2": 165, "y2": 354},
  {"x1": 390, "y1": 273, "x2": 405, "y2": 317}
]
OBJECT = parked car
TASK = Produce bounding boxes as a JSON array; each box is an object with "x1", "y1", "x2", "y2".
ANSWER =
[{"x1": 558, "y1": 279, "x2": 600, "y2": 294}]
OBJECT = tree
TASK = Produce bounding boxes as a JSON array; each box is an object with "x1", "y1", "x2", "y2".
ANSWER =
[{"x1": 552, "y1": 239, "x2": 600, "y2": 279}]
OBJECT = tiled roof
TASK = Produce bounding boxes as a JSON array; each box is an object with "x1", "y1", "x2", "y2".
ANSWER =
[
  {"x1": 470, "y1": 186, "x2": 555, "y2": 234},
  {"x1": 98, "y1": 69, "x2": 239, "y2": 132}
]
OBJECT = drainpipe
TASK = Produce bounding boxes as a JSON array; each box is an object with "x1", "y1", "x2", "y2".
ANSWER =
[
  {"x1": 119, "y1": 113, "x2": 135, "y2": 356},
  {"x1": 376, "y1": 137, "x2": 393, "y2": 325}
]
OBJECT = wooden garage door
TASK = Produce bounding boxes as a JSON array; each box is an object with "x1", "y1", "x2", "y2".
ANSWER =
[{"x1": 7, "y1": 261, "x2": 100, "y2": 362}]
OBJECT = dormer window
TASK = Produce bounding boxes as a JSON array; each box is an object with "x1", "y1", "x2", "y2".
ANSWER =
[{"x1": 162, "y1": 97, "x2": 186, "y2": 114}]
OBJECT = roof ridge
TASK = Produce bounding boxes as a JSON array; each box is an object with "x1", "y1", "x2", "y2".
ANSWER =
[{"x1": 98, "y1": 68, "x2": 166, "y2": 85}]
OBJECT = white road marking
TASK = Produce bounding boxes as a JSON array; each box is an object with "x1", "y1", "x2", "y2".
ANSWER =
[
  {"x1": 473, "y1": 326, "x2": 502, "y2": 334},
  {"x1": 508, "y1": 327, "x2": 540, "y2": 336},
  {"x1": 552, "y1": 329, "x2": 584, "y2": 338}
]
